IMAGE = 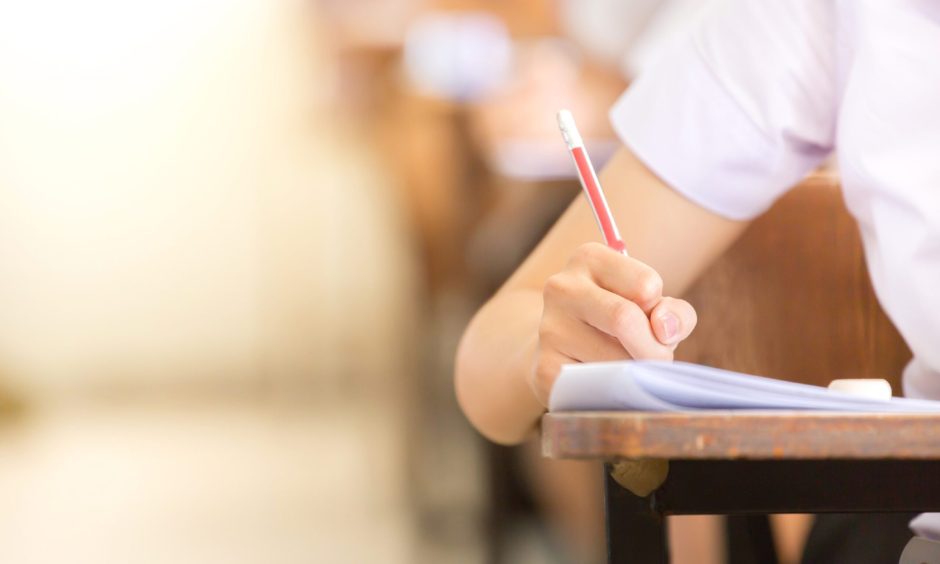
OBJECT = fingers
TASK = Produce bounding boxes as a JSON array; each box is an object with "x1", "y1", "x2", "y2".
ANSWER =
[
  {"x1": 569, "y1": 242, "x2": 664, "y2": 313},
  {"x1": 540, "y1": 310, "x2": 632, "y2": 363},
  {"x1": 650, "y1": 297, "x2": 698, "y2": 347},
  {"x1": 552, "y1": 276, "x2": 673, "y2": 361},
  {"x1": 532, "y1": 242, "x2": 698, "y2": 408}
]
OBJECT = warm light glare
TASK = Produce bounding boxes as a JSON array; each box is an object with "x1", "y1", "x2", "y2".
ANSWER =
[{"x1": 0, "y1": 0, "x2": 409, "y2": 394}]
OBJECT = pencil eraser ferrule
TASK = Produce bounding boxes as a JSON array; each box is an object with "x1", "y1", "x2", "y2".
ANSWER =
[{"x1": 556, "y1": 109, "x2": 583, "y2": 149}]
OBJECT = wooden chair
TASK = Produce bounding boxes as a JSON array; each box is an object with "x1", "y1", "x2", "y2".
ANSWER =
[
  {"x1": 672, "y1": 172, "x2": 913, "y2": 562},
  {"x1": 676, "y1": 171, "x2": 910, "y2": 389}
]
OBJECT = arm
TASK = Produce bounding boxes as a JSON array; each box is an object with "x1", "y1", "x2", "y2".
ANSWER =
[{"x1": 455, "y1": 146, "x2": 748, "y2": 444}]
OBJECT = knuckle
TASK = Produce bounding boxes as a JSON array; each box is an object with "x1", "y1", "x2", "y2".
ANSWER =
[
  {"x1": 609, "y1": 300, "x2": 642, "y2": 336},
  {"x1": 542, "y1": 273, "x2": 571, "y2": 301},
  {"x1": 657, "y1": 295, "x2": 675, "y2": 306},
  {"x1": 571, "y1": 242, "x2": 605, "y2": 266},
  {"x1": 635, "y1": 268, "x2": 664, "y2": 303}
]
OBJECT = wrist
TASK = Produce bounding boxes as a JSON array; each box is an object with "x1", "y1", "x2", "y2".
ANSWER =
[{"x1": 513, "y1": 334, "x2": 548, "y2": 435}]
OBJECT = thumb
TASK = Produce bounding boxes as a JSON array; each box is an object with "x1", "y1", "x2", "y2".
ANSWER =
[{"x1": 650, "y1": 297, "x2": 697, "y2": 347}]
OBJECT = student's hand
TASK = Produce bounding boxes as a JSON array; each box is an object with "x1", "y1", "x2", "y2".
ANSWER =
[{"x1": 529, "y1": 242, "x2": 698, "y2": 407}]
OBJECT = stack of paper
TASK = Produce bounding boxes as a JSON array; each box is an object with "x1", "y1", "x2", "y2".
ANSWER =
[{"x1": 548, "y1": 361, "x2": 940, "y2": 413}]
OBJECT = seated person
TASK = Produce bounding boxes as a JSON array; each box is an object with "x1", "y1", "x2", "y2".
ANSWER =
[{"x1": 455, "y1": 0, "x2": 940, "y2": 560}]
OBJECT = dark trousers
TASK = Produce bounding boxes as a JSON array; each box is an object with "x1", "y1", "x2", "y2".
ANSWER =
[
  {"x1": 801, "y1": 513, "x2": 916, "y2": 564},
  {"x1": 727, "y1": 513, "x2": 915, "y2": 563}
]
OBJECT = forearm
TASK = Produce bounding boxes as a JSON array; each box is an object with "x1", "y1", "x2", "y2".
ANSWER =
[{"x1": 455, "y1": 288, "x2": 544, "y2": 444}]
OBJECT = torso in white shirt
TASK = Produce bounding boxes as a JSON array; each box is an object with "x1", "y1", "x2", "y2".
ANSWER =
[
  {"x1": 836, "y1": 2, "x2": 940, "y2": 399},
  {"x1": 611, "y1": 0, "x2": 940, "y2": 401}
]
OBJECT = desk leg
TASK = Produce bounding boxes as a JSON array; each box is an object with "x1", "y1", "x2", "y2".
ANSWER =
[
  {"x1": 725, "y1": 515, "x2": 778, "y2": 564},
  {"x1": 605, "y1": 463, "x2": 669, "y2": 564}
]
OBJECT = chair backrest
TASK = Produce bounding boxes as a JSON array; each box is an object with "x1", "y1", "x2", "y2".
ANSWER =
[{"x1": 675, "y1": 174, "x2": 911, "y2": 391}]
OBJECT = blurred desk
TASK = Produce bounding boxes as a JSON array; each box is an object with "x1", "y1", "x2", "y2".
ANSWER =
[
  {"x1": 0, "y1": 401, "x2": 413, "y2": 564},
  {"x1": 543, "y1": 411, "x2": 940, "y2": 563}
]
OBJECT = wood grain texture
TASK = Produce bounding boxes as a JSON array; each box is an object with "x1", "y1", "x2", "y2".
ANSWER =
[
  {"x1": 542, "y1": 411, "x2": 940, "y2": 460},
  {"x1": 674, "y1": 175, "x2": 912, "y2": 391}
]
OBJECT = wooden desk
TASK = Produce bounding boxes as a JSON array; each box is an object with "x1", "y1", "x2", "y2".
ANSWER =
[{"x1": 543, "y1": 411, "x2": 940, "y2": 563}]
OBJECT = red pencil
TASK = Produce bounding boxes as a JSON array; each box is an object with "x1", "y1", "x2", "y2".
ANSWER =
[{"x1": 557, "y1": 109, "x2": 628, "y2": 256}]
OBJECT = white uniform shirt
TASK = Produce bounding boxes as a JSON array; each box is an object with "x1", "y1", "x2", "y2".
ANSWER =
[{"x1": 610, "y1": 0, "x2": 940, "y2": 537}]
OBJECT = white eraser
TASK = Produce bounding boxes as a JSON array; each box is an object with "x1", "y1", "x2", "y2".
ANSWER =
[
  {"x1": 827, "y1": 379, "x2": 892, "y2": 400},
  {"x1": 556, "y1": 109, "x2": 583, "y2": 149}
]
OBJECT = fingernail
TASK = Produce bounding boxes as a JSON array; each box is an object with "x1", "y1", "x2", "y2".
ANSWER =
[{"x1": 659, "y1": 312, "x2": 679, "y2": 344}]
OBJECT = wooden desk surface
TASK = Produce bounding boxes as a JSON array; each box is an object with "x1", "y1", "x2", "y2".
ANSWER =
[{"x1": 542, "y1": 411, "x2": 940, "y2": 460}]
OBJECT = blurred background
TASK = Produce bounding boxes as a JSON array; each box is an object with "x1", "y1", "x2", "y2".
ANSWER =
[{"x1": 0, "y1": 1, "x2": 708, "y2": 562}]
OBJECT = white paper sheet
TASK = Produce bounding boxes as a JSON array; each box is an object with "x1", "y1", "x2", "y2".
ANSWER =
[{"x1": 548, "y1": 361, "x2": 940, "y2": 412}]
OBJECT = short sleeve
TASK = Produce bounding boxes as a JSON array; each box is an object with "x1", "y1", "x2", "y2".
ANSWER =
[{"x1": 610, "y1": 0, "x2": 838, "y2": 220}]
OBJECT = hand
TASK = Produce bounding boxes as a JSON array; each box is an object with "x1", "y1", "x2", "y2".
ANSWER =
[{"x1": 529, "y1": 242, "x2": 698, "y2": 407}]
